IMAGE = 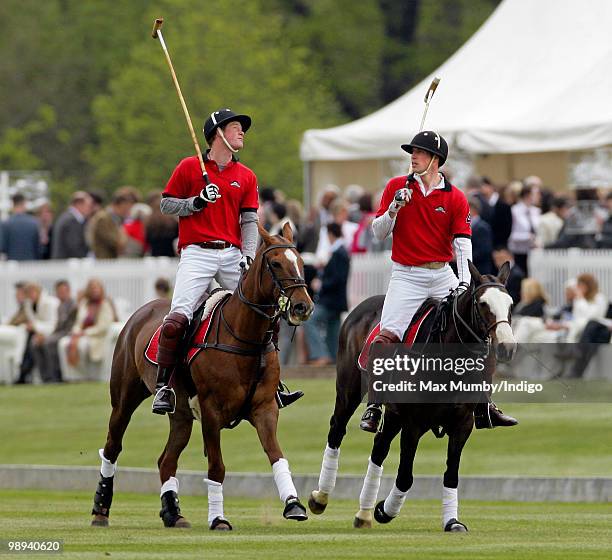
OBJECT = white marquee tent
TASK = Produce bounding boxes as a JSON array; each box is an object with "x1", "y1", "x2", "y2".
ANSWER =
[{"x1": 300, "y1": 0, "x2": 612, "y2": 198}]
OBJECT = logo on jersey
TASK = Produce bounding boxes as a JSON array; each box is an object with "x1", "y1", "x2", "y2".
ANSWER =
[
  {"x1": 466, "y1": 212, "x2": 471, "y2": 224},
  {"x1": 230, "y1": 181, "x2": 241, "y2": 188},
  {"x1": 434, "y1": 206, "x2": 446, "y2": 214}
]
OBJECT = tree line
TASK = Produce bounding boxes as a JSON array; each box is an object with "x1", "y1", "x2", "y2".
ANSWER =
[{"x1": 0, "y1": 0, "x2": 499, "y2": 203}]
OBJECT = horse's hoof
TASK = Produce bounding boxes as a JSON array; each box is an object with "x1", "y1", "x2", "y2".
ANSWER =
[
  {"x1": 283, "y1": 496, "x2": 308, "y2": 521},
  {"x1": 374, "y1": 500, "x2": 394, "y2": 524},
  {"x1": 353, "y1": 512, "x2": 372, "y2": 529},
  {"x1": 173, "y1": 516, "x2": 191, "y2": 529},
  {"x1": 91, "y1": 514, "x2": 109, "y2": 527},
  {"x1": 308, "y1": 491, "x2": 328, "y2": 515},
  {"x1": 210, "y1": 516, "x2": 232, "y2": 531},
  {"x1": 444, "y1": 518, "x2": 468, "y2": 532}
]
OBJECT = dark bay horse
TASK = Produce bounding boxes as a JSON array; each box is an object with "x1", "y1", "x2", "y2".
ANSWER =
[
  {"x1": 91, "y1": 223, "x2": 313, "y2": 530},
  {"x1": 308, "y1": 262, "x2": 516, "y2": 531}
]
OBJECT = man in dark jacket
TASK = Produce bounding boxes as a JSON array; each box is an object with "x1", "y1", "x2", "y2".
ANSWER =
[
  {"x1": 50, "y1": 191, "x2": 93, "y2": 259},
  {"x1": 469, "y1": 196, "x2": 494, "y2": 275},
  {"x1": 304, "y1": 222, "x2": 350, "y2": 365},
  {"x1": 1, "y1": 194, "x2": 40, "y2": 261},
  {"x1": 478, "y1": 177, "x2": 513, "y2": 249}
]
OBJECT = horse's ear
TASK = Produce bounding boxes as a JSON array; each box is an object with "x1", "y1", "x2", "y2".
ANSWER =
[
  {"x1": 258, "y1": 222, "x2": 273, "y2": 246},
  {"x1": 281, "y1": 221, "x2": 294, "y2": 243},
  {"x1": 497, "y1": 261, "x2": 511, "y2": 285},
  {"x1": 468, "y1": 260, "x2": 482, "y2": 285}
]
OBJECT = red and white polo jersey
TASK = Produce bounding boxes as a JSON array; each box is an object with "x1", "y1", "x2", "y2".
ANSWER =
[
  {"x1": 163, "y1": 155, "x2": 259, "y2": 251},
  {"x1": 376, "y1": 174, "x2": 471, "y2": 266}
]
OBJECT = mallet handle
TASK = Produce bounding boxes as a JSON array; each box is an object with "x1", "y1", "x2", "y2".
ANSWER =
[
  {"x1": 152, "y1": 20, "x2": 208, "y2": 181},
  {"x1": 408, "y1": 76, "x2": 441, "y2": 179}
]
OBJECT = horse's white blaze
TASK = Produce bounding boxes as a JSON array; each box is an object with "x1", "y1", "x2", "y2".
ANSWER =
[
  {"x1": 479, "y1": 288, "x2": 516, "y2": 344},
  {"x1": 284, "y1": 248, "x2": 300, "y2": 278}
]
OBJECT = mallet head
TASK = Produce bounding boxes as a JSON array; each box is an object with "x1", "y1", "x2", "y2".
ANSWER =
[{"x1": 152, "y1": 18, "x2": 164, "y2": 38}]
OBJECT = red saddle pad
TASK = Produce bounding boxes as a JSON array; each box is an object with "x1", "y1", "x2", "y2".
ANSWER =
[
  {"x1": 357, "y1": 304, "x2": 435, "y2": 371},
  {"x1": 144, "y1": 297, "x2": 227, "y2": 367}
]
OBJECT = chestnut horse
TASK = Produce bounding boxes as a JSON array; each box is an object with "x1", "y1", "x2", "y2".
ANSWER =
[
  {"x1": 91, "y1": 223, "x2": 313, "y2": 530},
  {"x1": 308, "y1": 262, "x2": 516, "y2": 531}
]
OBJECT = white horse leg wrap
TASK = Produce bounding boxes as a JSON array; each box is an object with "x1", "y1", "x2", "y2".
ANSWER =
[
  {"x1": 318, "y1": 445, "x2": 340, "y2": 494},
  {"x1": 442, "y1": 486, "x2": 458, "y2": 527},
  {"x1": 272, "y1": 458, "x2": 298, "y2": 502},
  {"x1": 99, "y1": 449, "x2": 116, "y2": 478},
  {"x1": 383, "y1": 484, "x2": 408, "y2": 518},
  {"x1": 359, "y1": 457, "x2": 383, "y2": 510},
  {"x1": 160, "y1": 476, "x2": 179, "y2": 497},
  {"x1": 204, "y1": 478, "x2": 224, "y2": 525}
]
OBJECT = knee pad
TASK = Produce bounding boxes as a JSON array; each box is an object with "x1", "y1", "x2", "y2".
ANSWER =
[{"x1": 161, "y1": 312, "x2": 189, "y2": 341}]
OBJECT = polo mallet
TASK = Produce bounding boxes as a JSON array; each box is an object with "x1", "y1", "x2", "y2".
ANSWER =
[
  {"x1": 405, "y1": 76, "x2": 441, "y2": 185},
  {"x1": 151, "y1": 18, "x2": 210, "y2": 185}
]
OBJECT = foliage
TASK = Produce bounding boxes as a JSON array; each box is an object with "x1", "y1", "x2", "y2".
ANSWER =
[
  {"x1": 0, "y1": 0, "x2": 500, "y2": 203},
  {"x1": 88, "y1": 0, "x2": 340, "y2": 199}
]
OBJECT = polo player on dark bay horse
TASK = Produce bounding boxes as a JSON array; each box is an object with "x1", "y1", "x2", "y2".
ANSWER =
[{"x1": 359, "y1": 130, "x2": 518, "y2": 433}]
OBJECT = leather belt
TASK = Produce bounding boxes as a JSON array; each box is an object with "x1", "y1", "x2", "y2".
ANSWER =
[
  {"x1": 416, "y1": 261, "x2": 446, "y2": 270},
  {"x1": 193, "y1": 241, "x2": 238, "y2": 250}
]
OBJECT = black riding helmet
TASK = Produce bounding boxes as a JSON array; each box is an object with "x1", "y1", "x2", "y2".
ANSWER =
[
  {"x1": 203, "y1": 108, "x2": 251, "y2": 144},
  {"x1": 401, "y1": 131, "x2": 448, "y2": 167}
]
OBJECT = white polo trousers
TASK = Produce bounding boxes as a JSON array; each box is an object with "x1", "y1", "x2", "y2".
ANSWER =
[
  {"x1": 380, "y1": 263, "x2": 459, "y2": 340},
  {"x1": 170, "y1": 245, "x2": 241, "y2": 321}
]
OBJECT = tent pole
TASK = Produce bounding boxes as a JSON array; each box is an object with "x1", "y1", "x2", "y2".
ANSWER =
[{"x1": 303, "y1": 161, "x2": 312, "y2": 210}]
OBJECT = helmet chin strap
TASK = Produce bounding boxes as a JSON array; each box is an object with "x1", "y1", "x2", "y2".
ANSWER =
[
  {"x1": 218, "y1": 128, "x2": 239, "y2": 154},
  {"x1": 416, "y1": 154, "x2": 436, "y2": 177}
]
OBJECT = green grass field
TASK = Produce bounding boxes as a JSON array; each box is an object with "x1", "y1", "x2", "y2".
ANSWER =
[
  {"x1": 1, "y1": 490, "x2": 611, "y2": 560},
  {"x1": 2, "y1": 379, "x2": 612, "y2": 476}
]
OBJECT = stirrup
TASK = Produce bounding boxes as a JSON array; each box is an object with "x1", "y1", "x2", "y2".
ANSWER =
[
  {"x1": 276, "y1": 381, "x2": 304, "y2": 409},
  {"x1": 359, "y1": 404, "x2": 383, "y2": 433},
  {"x1": 152, "y1": 386, "x2": 176, "y2": 415}
]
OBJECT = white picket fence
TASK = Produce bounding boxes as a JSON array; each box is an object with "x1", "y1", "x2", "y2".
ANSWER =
[{"x1": 1, "y1": 249, "x2": 612, "y2": 322}]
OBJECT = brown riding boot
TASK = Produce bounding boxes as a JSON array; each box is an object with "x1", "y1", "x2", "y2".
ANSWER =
[
  {"x1": 152, "y1": 312, "x2": 189, "y2": 415},
  {"x1": 359, "y1": 329, "x2": 400, "y2": 433},
  {"x1": 474, "y1": 399, "x2": 518, "y2": 429}
]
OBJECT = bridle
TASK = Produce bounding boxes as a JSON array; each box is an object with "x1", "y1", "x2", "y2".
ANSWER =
[
  {"x1": 452, "y1": 281, "x2": 512, "y2": 346},
  {"x1": 236, "y1": 243, "x2": 308, "y2": 323}
]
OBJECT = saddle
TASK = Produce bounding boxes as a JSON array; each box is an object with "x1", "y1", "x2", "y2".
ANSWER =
[
  {"x1": 357, "y1": 296, "x2": 452, "y2": 371},
  {"x1": 144, "y1": 290, "x2": 232, "y2": 367}
]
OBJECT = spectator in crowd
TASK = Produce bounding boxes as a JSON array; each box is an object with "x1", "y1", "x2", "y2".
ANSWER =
[
  {"x1": 35, "y1": 200, "x2": 54, "y2": 260},
  {"x1": 564, "y1": 273, "x2": 608, "y2": 343},
  {"x1": 300, "y1": 184, "x2": 340, "y2": 253},
  {"x1": 508, "y1": 184, "x2": 541, "y2": 276},
  {"x1": 303, "y1": 223, "x2": 350, "y2": 365},
  {"x1": 58, "y1": 278, "x2": 115, "y2": 379},
  {"x1": 268, "y1": 202, "x2": 290, "y2": 236},
  {"x1": 351, "y1": 193, "x2": 378, "y2": 254},
  {"x1": 154, "y1": 277, "x2": 172, "y2": 300},
  {"x1": 7, "y1": 282, "x2": 28, "y2": 326},
  {"x1": 512, "y1": 278, "x2": 551, "y2": 344},
  {"x1": 286, "y1": 199, "x2": 304, "y2": 242},
  {"x1": 479, "y1": 177, "x2": 513, "y2": 249},
  {"x1": 123, "y1": 203, "x2": 152, "y2": 257},
  {"x1": 492, "y1": 247, "x2": 524, "y2": 305},
  {"x1": 538, "y1": 196, "x2": 570, "y2": 247},
  {"x1": 315, "y1": 198, "x2": 358, "y2": 264},
  {"x1": 145, "y1": 192, "x2": 178, "y2": 257},
  {"x1": 0, "y1": 193, "x2": 40, "y2": 261},
  {"x1": 568, "y1": 312, "x2": 612, "y2": 378},
  {"x1": 14, "y1": 282, "x2": 59, "y2": 384},
  {"x1": 87, "y1": 187, "x2": 137, "y2": 258},
  {"x1": 51, "y1": 191, "x2": 93, "y2": 259},
  {"x1": 503, "y1": 180, "x2": 523, "y2": 206},
  {"x1": 597, "y1": 191, "x2": 612, "y2": 248},
  {"x1": 345, "y1": 184, "x2": 365, "y2": 222},
  {"x1": 468, "y1": 195, "x2": 494, "y2": 274},
  {"x1": 0, "y1": 283, "x2": 29, "y2": 382},
  {"x1": 30, "y1": 280, "x2": 77, "y2": 383}
]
